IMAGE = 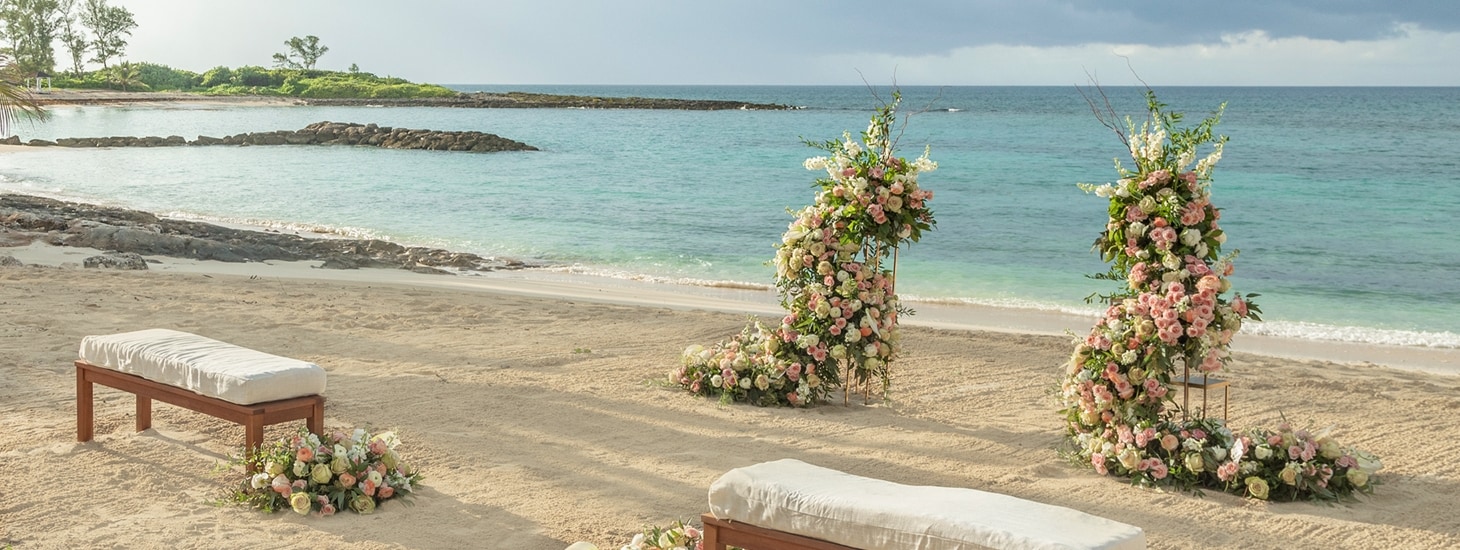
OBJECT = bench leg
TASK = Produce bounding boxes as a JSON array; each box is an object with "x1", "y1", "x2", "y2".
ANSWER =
[
  {"x1": 136, "y1": 395, "x2": 152, "y2": 432},
  {"x1": 77, "y1": 367, "x2": 94, "y2": 442},
  {"x1": 245, "y1": 414, "x2": 264, "y2": 457},
  {"x1": 702, "y1": 521, "x2": 722, "y2": 550},
  {"x1": 308, "y1": 397, "x2": 324, "y2": 436}
]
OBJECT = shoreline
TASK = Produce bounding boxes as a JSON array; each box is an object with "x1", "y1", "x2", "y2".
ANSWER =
[
  {"x1": 1, "y1": 191, "x2": 1454, "y2": 375},
  {"x1": 3, "y1": 239, "x2": 1455, "y2": 375}
]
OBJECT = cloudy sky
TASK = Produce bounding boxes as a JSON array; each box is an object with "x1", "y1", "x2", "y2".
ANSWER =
[{"x1": 116, "y1": 0, "x2": 1459, "y2": 86}]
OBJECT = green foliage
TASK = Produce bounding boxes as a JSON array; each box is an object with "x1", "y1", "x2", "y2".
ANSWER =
[
  {"x1": 273, "y1": 35, "x2": 328, "y2": 70},
  {"x1": 50, "y1": 60, "x2": 454, "y2": 99},
  {"x1": 198, "y1": 65, "x2": 232, "y2": 87},
  {"x1": 2, "y1": 0, "x2": 66, "y2": 75},
  {"x1": 135, "y1": 62, "x2": 198, "y2": 90},
  {"x1": 78, "y1": 0, "x2": 135, "y2": 68},
  {"x1": 231, "y1": 65, "x2": 282, "y2": 87}
]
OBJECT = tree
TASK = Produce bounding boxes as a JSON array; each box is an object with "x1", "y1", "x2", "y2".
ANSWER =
[
  {"x1": 78, "y1": 0, "x2": 135, "y2": 69},
  {"x1": 0, "y1": 54, "x2": 48, "y2": 137},
  {"x1": 272, "y1": 35, "x2": 328, "y2": 70},
  {"x1": 105, "y1": 60, "x2": 140, "y2": 91},
  {"x1": 1, "y1": 0, "x2": 66, "y2": 76},
  {"x1": 57, "y1": 0, "x2": 87, "y2": 76}
]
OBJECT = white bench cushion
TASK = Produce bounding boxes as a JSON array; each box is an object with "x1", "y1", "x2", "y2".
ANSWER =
[
  {"x1": 708, "y1": 459, "x2": 1145, "y2": 550},
  {"x1": 79, "y1": 329, "x2": 326, "y2": 405}
]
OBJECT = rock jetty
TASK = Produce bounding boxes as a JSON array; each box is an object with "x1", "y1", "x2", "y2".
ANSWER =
[
  {"x1": 0, "y1": 194, "x2": 542, "y2": 273},
  {"x1": 4, "y1": 122, "x2": 537, "y2": 153}
]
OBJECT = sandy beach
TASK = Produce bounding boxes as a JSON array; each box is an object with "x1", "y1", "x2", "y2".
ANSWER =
[{"x1": 0, "y1": 243, "x2": 1457, "y2": 550}]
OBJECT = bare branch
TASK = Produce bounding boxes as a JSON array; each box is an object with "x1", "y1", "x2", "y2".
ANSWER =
[{"x1": 1076, "y1": 68, "x2": 1129, "y2": 149}]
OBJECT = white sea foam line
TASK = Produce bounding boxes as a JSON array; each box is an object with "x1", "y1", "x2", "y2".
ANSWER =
[
  {"x1": 1246, "y1": 321, "x2": 1460, "y2": 349},
  {"x1": 160, "y1": 210, "x2": 386, "y2": 241}
]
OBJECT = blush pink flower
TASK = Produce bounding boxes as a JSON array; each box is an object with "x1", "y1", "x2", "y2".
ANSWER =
[
  {"x1": 1217, "y1": 461, "x2": 1239, "y2": 482},
  {"x1": 1150, "y1": 459, "x2": 1169, "y2": 479}
]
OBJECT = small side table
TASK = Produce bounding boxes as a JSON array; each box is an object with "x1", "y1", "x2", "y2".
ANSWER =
[{"x1": 1172, "y1": 373, "x2": 1229, "y2": 422}]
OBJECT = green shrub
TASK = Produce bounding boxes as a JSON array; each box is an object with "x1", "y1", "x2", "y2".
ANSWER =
[
  {"x1": 199, "y1": 66, "x2": 233, "y2": 88},
  {"x1": 136, "y1": 63, "x2": 200, "y2": 90},
  {"x1": 231, "y1": 65, "x2": 281, "y2": 87}
]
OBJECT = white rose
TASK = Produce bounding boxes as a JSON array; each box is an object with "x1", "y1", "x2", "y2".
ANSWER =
[
  {"x1": 738, "y1": 377, "x2": 751, "y2": 390},
  {"x1": 710, "y1": 374, "x2": 723, "y2": 388},
  {"x1": 1138, "y1": 196, "x2": 1158, "y2": 213},
  {"x1": 1180, "y1": 228, "x2": 1202, "y2": 247}
]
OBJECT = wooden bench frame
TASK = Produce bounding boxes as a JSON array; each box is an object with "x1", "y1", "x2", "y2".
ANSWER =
[
  {"x1": 701, "y1": 513, "x2": 858, "y2": 550},
  {"x1": 75, "y1": 360, "x2": 324, "y2": 465}
]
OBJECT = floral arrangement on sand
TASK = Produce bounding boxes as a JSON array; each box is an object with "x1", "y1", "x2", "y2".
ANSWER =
[
  {"x1": 230, "y1": 427, "x2": 422, "y2": 515},
  {"x1": 618, "y1": 520, "x2": 709, "y2": 550},
  {"x1": 1061, "y1": 91, "x2": 1381, "y2": 501},
  {"x1": 676, "y1": 94, "x2": 936, "y2": 406}
]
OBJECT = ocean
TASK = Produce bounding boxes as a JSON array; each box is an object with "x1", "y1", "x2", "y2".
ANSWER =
[{"x1": 1, "y1": 86, "x2": 1457, "y2": 348}]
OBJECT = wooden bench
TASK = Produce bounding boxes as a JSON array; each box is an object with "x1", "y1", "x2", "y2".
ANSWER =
[
  {"x1": 74, "y1": 329, "x2": 327, "y2": 467},
  {"x1": 702, "y1": 513, "x2": 857, "y2": 550},
  {"x1": 76, "y1": 361, "x2": 324, "y2": 457},
  {"x1": 704, "y1": 459, "x2": 1145, "y2": 550}
]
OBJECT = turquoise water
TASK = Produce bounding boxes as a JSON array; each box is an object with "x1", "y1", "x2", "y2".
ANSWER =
[{"x1": 2, "y1": 86, "x2": 1457, "y2": 347}]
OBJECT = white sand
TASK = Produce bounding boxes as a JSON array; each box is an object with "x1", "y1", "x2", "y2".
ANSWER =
[{"x1": 2, "y1": 245, "x2": 1459, "y2": 549}]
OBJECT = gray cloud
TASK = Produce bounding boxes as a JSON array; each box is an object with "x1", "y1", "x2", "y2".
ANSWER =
[{"x1": 769, "y1": 0, "x2": 1460, "y2": 54}]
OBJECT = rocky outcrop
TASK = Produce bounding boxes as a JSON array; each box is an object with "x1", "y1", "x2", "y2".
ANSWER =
[
  {"x1": 83, "y1": 252, "x2": 148, "y2": 270},
  {"x1": 0, "y1": 255, "x2": 22, "y2": 267},
  {"x1": 15, "y1": 122, "x2": 536, "y2": 153},
  {"x1": 0, "y1": 194, "x2": 541, "y2": 273},
  {"x1": 302, "y1": 91, "x2": 793, "y2": 111},
  {"x1": 219, "y1": 122, "x2": 538, "y2": 152}
]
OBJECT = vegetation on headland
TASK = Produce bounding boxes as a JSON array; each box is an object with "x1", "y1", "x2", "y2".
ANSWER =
[
  {"x1": 0, "y1": 0, "x2": 452, "y2": 100},
  {"x1": 49, "y1": 63, "x2": 458, "y2": 98},
  {"x1": 0, "y1": 5, "x2": 785, "y2": 109}
]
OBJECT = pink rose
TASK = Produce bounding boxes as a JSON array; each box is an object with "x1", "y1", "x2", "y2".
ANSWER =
[
  {"x1": 1150, "y1": 459, "x2": 1169, "y2": 479},
  {"x1": 296, "y1": 446, "x2": 314, "y2": 462},
  {"x1": 1092, "y1": 453, "x2": 1108, "y2": 475},
  {"x1": 1161, "y1": 434, "x2": 1179, "y2": 452},
  {"x1": 339, "y1": 472, "x2": 357, "y2": 487},
  {"x1": 319, "y1": 503, "x2": 336, "y2": 516},
  {"x1": 362, "y1": 479, "x2": 377, "y2": 497},
  {"x1": 271, "y1": 475, "x2": 292, "y2": 496},
  {"x1": 379, "y1": 485, "x2": 395, "y2": 499},
  {"x1": 1217, "y1": 461, "x2": 1239, "y2": 482}
]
